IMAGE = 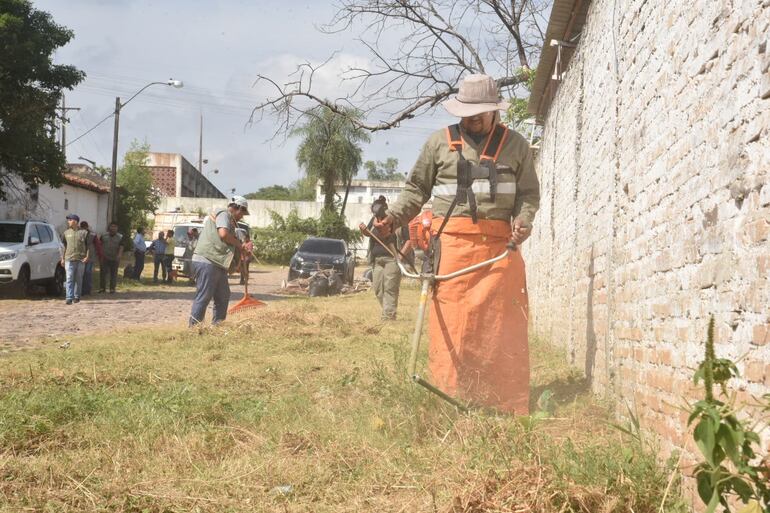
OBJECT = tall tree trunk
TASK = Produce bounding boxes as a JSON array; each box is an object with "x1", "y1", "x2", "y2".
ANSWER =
[
  {"x1": 340, "y1": 171, "x2": 353, "y2": 216},
  {"x1": 323, "y1": 173, "x2": 335, "y2": 212}
]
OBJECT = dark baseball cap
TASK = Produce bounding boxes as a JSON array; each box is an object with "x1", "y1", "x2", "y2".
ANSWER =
[{"x1": 66, "y1": 214, "x2": 80, "y2": 222}]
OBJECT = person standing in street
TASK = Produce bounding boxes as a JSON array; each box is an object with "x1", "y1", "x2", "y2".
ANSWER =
[
  {"x1": 79, "y1": 221, "x2": 99, "y2": 296},
  {"x1": 148, "y1": 231, "x2": 167, "y2": 283},
  {"x1": 164, "y1": 229, "x2": 176, "y2": 283},
  {"x1": 99, "y1": 222, "x2": 123, "y2": 293},
  {"x1": 60, "y1": 214, "x2": 90, "y2": 305},
  {"x1": 183, "y1": 227, "x2": 199, "y2": 282},
  {"x1": 132, "y1": 227, "x2": 147, "y2": 281},
  {"x1": 189, "y1": 196, "x2": 252, "y2": 326}
]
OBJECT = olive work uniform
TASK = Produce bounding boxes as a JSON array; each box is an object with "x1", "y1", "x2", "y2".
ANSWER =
[
  {"x1": 387, "y1": 125, "x2": 539, "y2": 226},
  {"x1": 386, "y1": 124, "x2": 540, "y2": 415},
  {"x1": 368, "y1": 224, "x2": 409, "y2": 321}
]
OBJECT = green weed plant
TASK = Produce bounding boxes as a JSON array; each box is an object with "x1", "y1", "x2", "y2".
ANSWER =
[{"x1": 688, "y1": 316, "x2": 770, "y2": 512}]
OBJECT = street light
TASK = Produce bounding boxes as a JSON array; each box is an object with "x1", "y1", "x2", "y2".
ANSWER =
[{"x1": 107, "y1": 78, "x2": 184, "y2": 225}]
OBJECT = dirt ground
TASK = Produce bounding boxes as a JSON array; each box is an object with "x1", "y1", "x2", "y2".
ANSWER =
[{"x1": 0, "y1": 267, "x2": 288, "y2": 353}]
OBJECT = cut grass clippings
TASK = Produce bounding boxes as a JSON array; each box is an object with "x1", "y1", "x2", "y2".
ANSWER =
[{"x1": 0, "y1": 288, "x2": 690, "y2": 512}]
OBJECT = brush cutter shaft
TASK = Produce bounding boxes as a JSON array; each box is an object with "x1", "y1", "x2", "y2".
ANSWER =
[
  {"x1": 408, "y1": 280, "x2": 431, "y2": 376},
  {"x1": 408, "y1": 279, "x2": 471, "y2": 412}
]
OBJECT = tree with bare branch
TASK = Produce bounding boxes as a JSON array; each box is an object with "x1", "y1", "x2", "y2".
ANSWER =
[{"x1": 250, "y1": 0, "x2": 550, "y2": 137}]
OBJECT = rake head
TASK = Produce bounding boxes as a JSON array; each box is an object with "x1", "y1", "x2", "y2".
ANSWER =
[{"x1": 228, "y1": 293, "x2": 267, "y2": 314}]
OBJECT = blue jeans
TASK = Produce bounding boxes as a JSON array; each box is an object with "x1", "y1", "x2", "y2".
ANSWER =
[
  {"x1": 189, "y1": 260, "x2": 230, "y2": 326},
  {"x1": 65, "y1": 260, "x2": 85, "y2": 301},
  {"x1": 82, "y1": 261, "x2": 94, "y2": 295}
]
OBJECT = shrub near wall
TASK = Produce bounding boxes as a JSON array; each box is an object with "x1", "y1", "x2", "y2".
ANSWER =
[{"x1": 251, "y1": 209, "x2": 361, "y2": 264}]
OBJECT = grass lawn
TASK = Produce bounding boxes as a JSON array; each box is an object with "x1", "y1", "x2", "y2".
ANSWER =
[{"x1": 0, "y1": 286, "x2": 689, "y2": 512}]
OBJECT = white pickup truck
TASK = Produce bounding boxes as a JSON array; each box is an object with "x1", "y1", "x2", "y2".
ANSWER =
[
  {"x1": 0, "y1": 220, "x2": 65, "y2": 297},
  {"x1": 170, "y1": 221, "x2": 204, "y2": 278}
]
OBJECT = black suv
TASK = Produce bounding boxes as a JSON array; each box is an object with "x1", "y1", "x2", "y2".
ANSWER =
[{"x1": 288, "y1": 237, "x2": 355, "y2": 284}]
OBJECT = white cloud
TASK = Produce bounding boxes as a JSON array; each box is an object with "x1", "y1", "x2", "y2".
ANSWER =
[{"x1": 35, "y1": 0, "x2": 455, "y2": 196}]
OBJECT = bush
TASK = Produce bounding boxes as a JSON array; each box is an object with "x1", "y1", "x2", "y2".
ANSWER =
[{"x1": 252, "y1": 208, "x2": 361, "y2": 264}]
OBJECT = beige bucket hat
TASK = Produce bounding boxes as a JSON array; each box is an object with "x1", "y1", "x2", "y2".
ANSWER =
[{"x1": 442, "y1": 74, "x2": 510, "y2": 118}]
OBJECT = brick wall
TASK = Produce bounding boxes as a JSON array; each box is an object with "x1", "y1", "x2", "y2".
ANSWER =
[{"x1": 526, "y1": 0, "x2": 770, "y2": 456}]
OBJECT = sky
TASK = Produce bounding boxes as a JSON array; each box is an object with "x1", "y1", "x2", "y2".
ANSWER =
[{"x1": 36, "y1": 0, "x2": 457, "y2": 196}]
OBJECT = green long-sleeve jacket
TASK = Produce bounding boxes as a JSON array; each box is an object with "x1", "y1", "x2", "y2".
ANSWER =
[{"x1": 387, "y1": 124, "x2": 540, "y2": 227}]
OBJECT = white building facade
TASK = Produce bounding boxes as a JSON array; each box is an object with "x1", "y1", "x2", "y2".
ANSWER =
[
  {"x1": 0, "y1": 167, "x2": 109, "y2": 233},
  {"x1": 315, "y1": 179, "x2": 406, "y2": 205}
]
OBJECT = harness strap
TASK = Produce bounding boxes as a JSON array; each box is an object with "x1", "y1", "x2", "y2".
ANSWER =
[
  {"x1": 480, "y1": 124, "x2": 509, "y2": 162},
  {"x1": 446, "y1": 124, "x2": 463, "y2": 152},
  {"x1": 445, "y1": 123, "x2": 509, "y2": 161}
]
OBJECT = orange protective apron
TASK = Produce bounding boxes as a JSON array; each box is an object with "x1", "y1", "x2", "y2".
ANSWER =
[{"x1": 429, "y1": 217, "x2": 530, "y2": 414}]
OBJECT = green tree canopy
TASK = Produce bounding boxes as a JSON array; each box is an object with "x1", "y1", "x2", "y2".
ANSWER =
[
  {"x1": 115, "y1": 141, "x2": 159, "y2": 237},
  {"x1": 363, "y1": 157, "x2": 404, "y2": 181},
  {"x1": 244, "y1": 177, "x2": 316, "y2": 201},
  {"x1": 291, "y1": 105, "x2": 370, "y2": 212},
  {"x1": 0, "y1": 0, "x2": 84, "y2": 198},
  {"x1": 245, "y1": 185, "x2": 292, "y2": 201}
]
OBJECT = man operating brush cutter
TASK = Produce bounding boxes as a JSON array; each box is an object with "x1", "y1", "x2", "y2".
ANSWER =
[
  {"x1": 362, "y1": 196, "x2": 415, "y2": 321},
  {"x1": 374, "y1": 74, "x2": 540, "y2": 415}
]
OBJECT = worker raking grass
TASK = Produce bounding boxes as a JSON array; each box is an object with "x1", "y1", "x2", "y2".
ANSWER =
[{"x1": 376, "y1": 74, "x2": 540, "y2": 414}]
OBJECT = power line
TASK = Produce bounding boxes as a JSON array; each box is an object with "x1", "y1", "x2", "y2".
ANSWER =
[{"x1": 66, "y1": 110, "x2": 114, "y2": 147}]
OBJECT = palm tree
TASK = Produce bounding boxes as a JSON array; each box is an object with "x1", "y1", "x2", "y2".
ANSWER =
[{"x1": 292, "y1": 105, "x2": 370, "y2": 213}]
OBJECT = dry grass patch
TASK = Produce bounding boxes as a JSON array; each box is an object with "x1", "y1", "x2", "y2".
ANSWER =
[{"x1": 0, "y1": 291, "x2": 688, "y2": 512}]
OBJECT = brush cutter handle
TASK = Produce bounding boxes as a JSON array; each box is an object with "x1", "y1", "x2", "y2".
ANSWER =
[
  {"x1": 435, "y1": 249, "x2": 510, "y2": 280},
  {"x1": 395, "y1": 248, "x2": 511, "y2": 280}
]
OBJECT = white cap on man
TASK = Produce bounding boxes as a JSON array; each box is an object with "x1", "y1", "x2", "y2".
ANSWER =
[{"x1": 229, "y1": 195, "x2": 249, "y2": 215}]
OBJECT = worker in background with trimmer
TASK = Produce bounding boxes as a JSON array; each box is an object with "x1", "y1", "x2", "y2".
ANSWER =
[
  {"x1": 365, "y1": 195, "x2": 410, "y2": 321},
  {"x1": 374, "y1": 74, "x2": 540, "y2": 414},
  {"x1": 189, "y1": 196, "x2": 253, "y2": 326}
]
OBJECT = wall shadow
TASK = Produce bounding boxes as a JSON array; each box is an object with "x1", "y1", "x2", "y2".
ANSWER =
[
  {"x1": 585, "y1": 245, "x2": 598, "y2": 385},
  {"x1": 530, "y1": 375, "x2": 591, "y2": 411}
]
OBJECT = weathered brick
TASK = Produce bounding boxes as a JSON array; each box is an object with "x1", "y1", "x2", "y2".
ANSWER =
[
  {"x1": 744, "y1": 360, "x2": 765, "y2": 383},
  {"x1": 752, "y1": 324, "x2": 770, "y2": 346},
  {"x1": 745, "y1": 218, "x2": 770, "y2": 244}
]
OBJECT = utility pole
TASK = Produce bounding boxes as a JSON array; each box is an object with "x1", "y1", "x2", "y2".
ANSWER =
[
  {"x1": 56, "y1": 94, "x2": 80, "y2": 152},
  {"x1": 108, "y1": 97, "x2": 121, "y2": 226},
  {"x1": 198, "y1": 113, "x2": 203, "y2": 173}
]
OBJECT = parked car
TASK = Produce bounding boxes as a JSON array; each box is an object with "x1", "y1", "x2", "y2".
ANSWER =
[
  {"x1": 0, "y1": 220, "x2": 65, "y2": 297},
  {"x1": 288, "y1": 237, "x2": 355, "y2": 284}
]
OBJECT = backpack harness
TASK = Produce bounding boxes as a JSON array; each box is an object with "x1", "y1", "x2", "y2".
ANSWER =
[{"x1": 434, "y1": 123, "x2": 510, "y2": 237}]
